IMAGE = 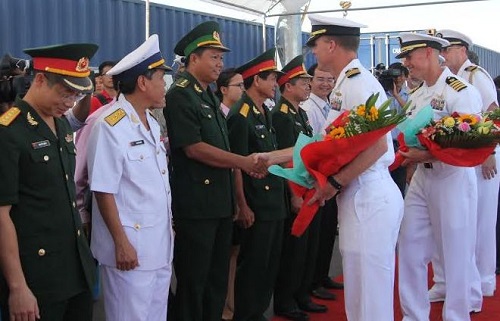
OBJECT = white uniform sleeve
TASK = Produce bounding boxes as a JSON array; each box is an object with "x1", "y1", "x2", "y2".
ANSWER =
[{"x1": 470, "y1": 70, "x2": 499, "y2": 111}]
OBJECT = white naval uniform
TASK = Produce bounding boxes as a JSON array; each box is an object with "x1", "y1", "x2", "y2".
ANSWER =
[
  {"x1": 398, "y1": 67, "x2": 482, "y2": 321},
  {"x1": 87, "y1": 94, "x2": 174, "y2": 321},
  {"x1": 300, "y1": 92, "x2": 331, "y2": 135},
  {"x1": 329, "y1": 59, "x2": 404, "y2": 321},
  {"x1": 431, "y1": 60, "x2": 500, "y2": 303}
]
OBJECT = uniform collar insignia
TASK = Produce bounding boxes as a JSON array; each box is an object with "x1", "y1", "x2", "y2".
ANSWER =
[
  {"x1": 194, "y1": 84, "x2": 203, "y2": 93},
  {"x1": 27, "y1": 112, "x2": 38, "y2": 126},
  {"x1": 131, "y1": 113, "x2": 140, "y2": 124},
  {"x1": 65, "y1": 134, "x2": 73, "y2": 143},
  {"x1": 252, "y1": 106, "x2": 261, "y2": 114}
]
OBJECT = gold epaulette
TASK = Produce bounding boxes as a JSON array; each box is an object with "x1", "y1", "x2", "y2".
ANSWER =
[
  {"x1": 409, "y1": 82, "x2": 424, "y2": 95},
  {"x1": 345, "y1": 68, "x2": 360, "y2": 78},
  {"x1": 445, "y1": 76, "x2": 467, "y2": 92},
  {"x1": 175, "y1": 78, "x2": 190, "y2": 88},
  {"x1": 280, "y1": 103, "x2": 288, "y2": 114},
  {"x1": 0, "y1": 107, "x2": 21, "y2": 126},
  {"x1": 239, "y1": 103, "x2": 250, "y2": 117},
  {"x1": 105, "y1": 108, "x2": 127, "y2": 126}
]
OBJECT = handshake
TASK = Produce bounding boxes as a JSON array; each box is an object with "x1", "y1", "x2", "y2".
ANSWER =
[{"x1": 240, "y1": 153, "x2": 273, "y2": 179}]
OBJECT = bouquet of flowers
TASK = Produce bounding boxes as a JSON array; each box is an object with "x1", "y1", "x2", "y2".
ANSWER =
[
  {"x1": 269, "y1": 93, "x2": 409, "y2": 236},
  {"x1": 416, "y1": 112, "x2": 499, "y2": 166}
]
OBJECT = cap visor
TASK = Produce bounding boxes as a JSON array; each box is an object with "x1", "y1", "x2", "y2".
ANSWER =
[
  {"x1": 156, "y1": 63, "x2": 173, "y2": 71},
  {"x1": 395, "y1": 51, "x2": 410, "y2": 59},
  {"x1": 60, "y1": 76, "x2": 94, "y2": 94}
]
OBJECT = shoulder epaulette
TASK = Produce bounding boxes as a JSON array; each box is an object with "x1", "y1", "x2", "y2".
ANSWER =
[
  {"x1": 104, "y1": 108, "x2": 127, "y2": 126},
  {"x1": 445, "y1": 76, "x2": 467, "y2": 92},
  {"x1": 345, "y1": 68, "x2": 360, "y2": 78},
  {"x1": 465, "y1": 65, "x2": 478, "y2": 73},
  {"x1": 175, "y1": 78, "x2": 190, "y2": 88},
  {"x1": 239, "y1": 103, "x2": 250, "y2": 117},
  {"x1": 280, "y1": 103, "x2": 288, "y2": 114},
  {"x1": 409, "y1": 82, "x2": 424, "y2": 95},
  {"x1": 0, "y1": 107, "x2": 21, "y2": 126}
]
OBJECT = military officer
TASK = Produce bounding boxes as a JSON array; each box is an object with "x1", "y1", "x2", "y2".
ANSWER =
[
  {"x1": 271, "y1": 55, "x2": 327, "y2": 321},
  {"x1": 428, "y1": 29, "x2": 500, "y2": 308},
  {"x1": 164, "y1": 21, "x2": 267, "y2": 321},
  {"x1": 226, "y1": 48, "x2": 287, "y2": 321},
  {"x1": 86, "y1": 34, "x2": 173, "y2": 321},
  {"x1": 307, "y1": 15, "x2": 404, "y2": 321},
  {"x1": 0, "y1": 43, "x2": 98, "y2": 321},
  {"x1": 395, "y1": 32, "x2": 482, "y2": 321}
]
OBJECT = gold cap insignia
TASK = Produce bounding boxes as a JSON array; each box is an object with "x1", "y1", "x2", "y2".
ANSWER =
[
  {"x1": 76, "y1": 57, "x2": 90, "y2": 72},
  {"x1": 27, "y1": 112, "x2": 38, "y2": 126},
  {"x1": 213, "y1": 31, "x2": 221, "y2": 43}
]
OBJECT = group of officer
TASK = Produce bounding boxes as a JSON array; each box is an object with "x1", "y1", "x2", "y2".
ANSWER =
[{"x1": 0, "y1": 12, "x2": 499, "y2": 321}]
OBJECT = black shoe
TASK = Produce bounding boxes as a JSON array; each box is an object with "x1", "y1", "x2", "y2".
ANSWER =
[
  {"x1": 297, "y1": 301, "x2": 328, "y2": 313},
  {"x1": 496, "y1": 267, "x2": 500, "y2": 275},
  {"x1": 275, "y1": 309, "x2": 310, "y2": 321},
  {"x1": 311, "y1": 287, "x2": 336, "y2": 300},
  {"x1": 322, "y1": 277, "x2": 344, "y2": 289}
]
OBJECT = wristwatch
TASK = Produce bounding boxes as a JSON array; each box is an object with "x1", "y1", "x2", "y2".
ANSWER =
[{"x1": 327, "y1": 175, "x2": 343, "y2": 195}]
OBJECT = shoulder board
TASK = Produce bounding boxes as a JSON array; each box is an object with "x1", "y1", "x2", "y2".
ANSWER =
[
  {"x1": 465, "y1": 65, "x2": 478, "y2": 73},
  {"x1": 280, "y1": 103, "x2": 288, "y2": 114},
  {"x1": 239, "y1": 103, "x2": 250, "y2": 117},
  {"x1": 104, "y1": 108, "x2": 127, "y2": 126},
  {"x1": 175, "y1": 78, "x2": 190, "y2": 88},
  {"x1": 445, "y1": 76, "x2": 467, "y2": 92},
  {"x1": 345, "y1": 68, "x2": 360, "y2": 78},
  {"x1": 0, "y1": 107, "x2": 21, "y2": 126},
  {"x1": 409, "y1": 82, "x2": 423, "y2": 95}
]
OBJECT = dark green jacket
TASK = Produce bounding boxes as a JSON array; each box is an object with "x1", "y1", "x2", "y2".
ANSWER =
[
  {"x1": 0, "y1": 98, "x2": 95, "y2": 302},
  {"x1": 227, "y1": 93, "x2": 286, "y2": 221},
  {"x1": 271, "y1": 97, "x2": 313, "y2": 149},
  {"x1": 164, "y1": 71, "x2": 234, "y2": 219}
]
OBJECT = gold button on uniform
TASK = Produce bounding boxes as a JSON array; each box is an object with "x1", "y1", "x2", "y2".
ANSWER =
[
  {"x1": 72, "y1": 201, "x2": 76, "y2": 208},
  {"x1": 77, "y1": 229, "x2": 81, "y2": 237},
  {"x1": 162, "y1": 169, "x2": 166, "y2": 175},
  {"x1": 260, "y1": 135, "x2": 265, "y2": 139},
  {"x1": 38, "y1": 249, "x2": 46, "y2": 256},
  {"x1": 208, "y1": 114, "x2": 212, "y2": 119},
  {"x1": 204, "y1": 179, "x2": 210, "y2": 185},
  {"x1": 43, "y1": 155, "x2": 49, "y2": 161},
  {"x1": 65, "y1": 174, "x2": 69, "y2": 181},
  {"x1": 264, "y1": 185, "x2": 270, "y2": 190},
  {"x1": 59, "y1": 147, "x2": 63, "y2": 152}
]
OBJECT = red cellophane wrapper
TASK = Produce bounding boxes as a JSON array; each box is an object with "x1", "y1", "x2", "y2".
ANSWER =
[
  {"x1": 288, "y1": 124, "x2": 396, "y2": 236},
  {"x1": 389, "y1": 133, "x2": 409, "y2": 171},
  {"x1": 417, "y1": 134, "x2": 496, "y2": 167}
]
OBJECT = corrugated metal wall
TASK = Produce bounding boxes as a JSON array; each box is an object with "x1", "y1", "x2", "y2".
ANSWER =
[{"x1": 1, "y1": 0, "x2": 499, "y2": 77}]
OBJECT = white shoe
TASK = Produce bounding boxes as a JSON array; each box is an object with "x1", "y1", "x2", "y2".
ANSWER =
[{"x1": 428, "y1": 287, "x2": 445, "y2": 302}]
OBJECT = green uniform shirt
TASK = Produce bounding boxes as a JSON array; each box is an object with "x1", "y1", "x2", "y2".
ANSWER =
[
  {"x1": 227, "y1": 93, "x2": 286, "y2": 221},
  {"x1": 164, "y1": 71, "x2": 234, "y2": 219},
  {"x1": 0, "y1": 98, "x2": 95, "y2": 302},
  {"x1": 271, "y1": 97, "x2": 313, "y2": 149}
]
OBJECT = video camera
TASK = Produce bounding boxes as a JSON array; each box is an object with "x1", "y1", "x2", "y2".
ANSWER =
[
  {"x1": 0, "y1": 54, "x2": 33, "y2": 105},
  {"x1": 378, "y1": 68, "x2": 402, "y2": 92}
]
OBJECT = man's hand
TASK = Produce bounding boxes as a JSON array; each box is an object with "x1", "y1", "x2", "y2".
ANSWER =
[
  {"x1": 9, "y1": 284, "x2": 40, "y2": 321},
  {"x1": 308, "y1": 181, "x2": 338, "y2": 207},
  {"x1": 115, "y1": 238, "x2": 139, "y2": 271},
  {"x1": 481, "y1": 154, "x2": 497, "y2": 180},
  {"x1": 400, "y1": 148, "x2": 433, "y2": 166},
  {"x1": 240, "y1": 154, "x2": 268, "y2": 178},
  {"x1": 235, "y1": 204, "x2": 255, "y2": 229},
  {"x1": 290, "y1": 195, "x2": 303, "y2": 214}
]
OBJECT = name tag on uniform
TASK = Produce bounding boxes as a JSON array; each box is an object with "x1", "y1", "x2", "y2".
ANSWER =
[
  {"x1": 31, "y1": 140, "x2": 50, "y2": 149},
  {"x1": 130, "y1": 140, "x2": 145, "y2": 146},
  {"x1": 255, "y1": 125, "x2": 265, "y2": 130}
]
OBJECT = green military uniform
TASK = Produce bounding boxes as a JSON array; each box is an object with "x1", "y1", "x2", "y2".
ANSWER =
[
  {"x1": 227, "y1": 48, "x2": 287, "y2": 321},
  {"x1": 163, "y1": 21, "x2": 233, "y2": 321},
  {"x1": 0, "y1": 43, "x2": 97, "y2": 321},
  {"x1": 0, "y1": 98, "x2": 96, "y2": 319}
]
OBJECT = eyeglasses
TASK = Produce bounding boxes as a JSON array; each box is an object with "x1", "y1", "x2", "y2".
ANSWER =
[
  {"x1": 314, "y1": 77, "x2": 335, "y2": 83},
  {"x1": 227, "y1": 82, "x2": 245, "y2": 90},
  {"x1": 53, "y1": 86, "x2": 86, "y2": 104}
]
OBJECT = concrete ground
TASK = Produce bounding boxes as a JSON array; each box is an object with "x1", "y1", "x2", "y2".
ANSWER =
[{"x1": 93, "y1": 237, "x2": 342, "y2": 320}]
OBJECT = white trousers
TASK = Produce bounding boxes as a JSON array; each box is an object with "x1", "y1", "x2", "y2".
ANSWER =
[
  {"x1": 101, "y1": 264, "x2": 172, "y2": 321},
  {"x1": 337, "y1": 171, "x2": 404, "y2": 321},
  {"x1": 398, "y1": 163, "x2": 477, "y2": 321},
  {"x1": 431, "y1": 157, "x2": 499, "y2": 303}
]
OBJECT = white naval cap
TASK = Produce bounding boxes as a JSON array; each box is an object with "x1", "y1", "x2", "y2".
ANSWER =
[
  {"x1": 107, "y1": 34, "x2": 171, "y2": 81},
  {"x1": 306, "y1": 14, "x2": 367, "y2": 47},
  {"x1": 435, "y1": 29, "x2": 473, "y2": 48},
  {"x1": 396, "y1": 32, "x2": 450, "y2": 59}
]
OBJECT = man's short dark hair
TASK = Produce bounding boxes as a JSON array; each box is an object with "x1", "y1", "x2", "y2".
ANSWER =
[
  {"x1": 279, "y1": 77, "x2": 299, "y2": 93},
  {"x1": 185, "y1": 47, "x2": 209, "y2": 68},
  {"x1": 98, "y1": 61, "x2": 116, "y2": 75},
  {"x1": 325, "y1": 35, "x2": 360, "y2": 52},
  {"x1": 243, "y1": 70, "x2": 274, "y2": 90},
  {"x1": 115, "y1": 69, "x2": 157, "y2": 95},
  {"x1": 389, "y1": 62, "x2": 409, "y2": 77}
]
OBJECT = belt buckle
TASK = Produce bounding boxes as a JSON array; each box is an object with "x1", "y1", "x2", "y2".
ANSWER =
[{"x1": 423, "y1": 162, "x2": 433, "y2": 169}]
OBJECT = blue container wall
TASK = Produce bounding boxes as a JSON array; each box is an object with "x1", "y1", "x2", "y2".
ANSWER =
[{"x1": 1, "y1": 0, "x2": 498, "y2": 77}]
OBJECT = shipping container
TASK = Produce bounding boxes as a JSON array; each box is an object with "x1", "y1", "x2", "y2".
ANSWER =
[{"x1": 1, "y1": 0, "x2": 499, "y2": 78}]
